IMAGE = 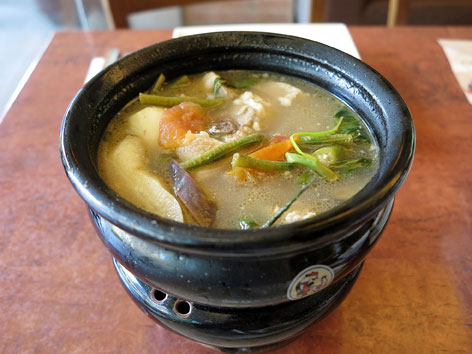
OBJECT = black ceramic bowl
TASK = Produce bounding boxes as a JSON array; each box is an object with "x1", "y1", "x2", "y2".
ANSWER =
[{"x1": 60, "y1": 32, "x2": 414, "y2": 353}]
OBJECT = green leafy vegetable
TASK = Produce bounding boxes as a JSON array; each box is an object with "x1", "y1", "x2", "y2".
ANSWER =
[
  {"x1": 239, "y1": 219, "x2": 259, "y2": 230},
  {"x1": 225, "y1": 76, "x2": 258, "y2": 89},
  {"x1": 335, "y1": 108, "x2": 371, "y2": 144},
  {"x1": 330, "y1": 158, "x2": 372, "y2": 173}
]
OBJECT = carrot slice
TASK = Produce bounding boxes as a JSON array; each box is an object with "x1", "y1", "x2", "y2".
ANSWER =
[
  {"x1": 249, "y1": 137, "x2": 296, "y2": 161},
  {"x1": 228, "y1": 136, "x2": 298, "y2": 181}
]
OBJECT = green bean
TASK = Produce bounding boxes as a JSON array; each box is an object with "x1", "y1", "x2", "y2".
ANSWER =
[
  {"x1": 180, "y1": 134, "x2": 264, "y2": 170},
  {"x1": 297, "y1": 134, "x2": 353, "y2": 145},
  {"x1": 169, "y1": 75, "x2": 190, "y2": 88},
  {"x1": 149, "y1": 73, "x2": 165, "y2": 94},
  {"x1": 285, "y1": 152, "x2": 338, "y2": 181},
  {"x1": 231, "y1": 153, "x2": 294, "y2": 172},
  {"x1": 139, "y1": 93, "x2": 226, "y2": 108},
  {"x1": 313, "y1": 145, "x2": 345, "y2": 164},
  {"x1": 260, "y1": 175, "x2": 317, "y2": 228}
]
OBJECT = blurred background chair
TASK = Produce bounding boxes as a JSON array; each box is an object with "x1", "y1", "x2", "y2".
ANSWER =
[
  {"x1": 100, "y1": 0, "x2": 472, "y2": 30},
  {"x1": 387, "y1": 0, "x2": 472, "y2": 27},
  {"x1": 101, "y1": 0, "x2": 309, "y2": 29},
  {"x1": 313, "y1": 0, "x2": 472, "y2": 26}
]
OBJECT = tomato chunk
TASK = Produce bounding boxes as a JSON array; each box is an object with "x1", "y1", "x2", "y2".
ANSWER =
[{"x1": 159, "y1": 102, "x2": 206, "y2": 148}]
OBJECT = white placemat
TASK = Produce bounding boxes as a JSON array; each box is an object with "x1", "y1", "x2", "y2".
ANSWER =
[
  {"x1": 172, "y1": 23, "x2": 360, "y2": 59},
  {"x1": 438, "y1": 39, "x2": 472, "y2": 106}
]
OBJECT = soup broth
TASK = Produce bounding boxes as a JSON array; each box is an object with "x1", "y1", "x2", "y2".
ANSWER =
[{"x1": 98, "y1": 70, "x2": 378, "y2": 229}]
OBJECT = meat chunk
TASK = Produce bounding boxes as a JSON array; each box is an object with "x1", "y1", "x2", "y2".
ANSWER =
[
  {"x1": 284, "y1": 210, "x2": 317, "y2": 223},
  {"x1": 257, "y1": 81, "x2": 302, "y2": 107},
  {"x1": 223, "y1": 126, "x2": 256, "y2": 143},
  {"x1": 176, "y1": 131, "x2": 223, "y2": 161},
  {"x1": 233, "y1": 91, "x2": 267, "y2": 128},
  {"x1": 223, "y1": 91, "x2": 268, "y2": 142},
  {"x1": 208, "y1": 120, "x2": 238, "y2": 136}
]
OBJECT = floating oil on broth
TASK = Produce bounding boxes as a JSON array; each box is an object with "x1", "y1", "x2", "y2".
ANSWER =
[{"x1": 98, "y1": 70, "x2": 378, "y2": 229}]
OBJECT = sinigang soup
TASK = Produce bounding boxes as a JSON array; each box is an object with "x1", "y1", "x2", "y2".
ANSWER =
[{"x1": 98, "y1": 71, "x2": 378, "y2": 229}]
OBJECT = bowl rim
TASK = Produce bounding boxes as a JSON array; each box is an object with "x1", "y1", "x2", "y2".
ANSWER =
[{"x1": 60, "y1": 31, "x2": 415, "y2": 253}]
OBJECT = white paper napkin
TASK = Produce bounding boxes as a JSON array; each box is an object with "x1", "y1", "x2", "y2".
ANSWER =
[
  {"x1": 438, "y1": 39, "x2": 472, "y2": 105},
  {"x1": 172, "y1": 23, "x2": 360, "y2": 59}
]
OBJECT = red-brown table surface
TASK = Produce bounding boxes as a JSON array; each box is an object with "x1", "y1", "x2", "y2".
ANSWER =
[{"x1": 1, "y1": 27, "x2": 471, "y2": 353}]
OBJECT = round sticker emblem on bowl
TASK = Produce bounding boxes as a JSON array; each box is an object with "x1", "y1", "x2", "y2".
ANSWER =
[{"x1": 287, "y1": 265, "x2": 335, "y2": 300}]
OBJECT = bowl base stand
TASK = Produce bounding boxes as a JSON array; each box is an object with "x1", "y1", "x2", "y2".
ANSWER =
[{"x1": 113, "y1": 258, "x2": 363, "y2": 353}]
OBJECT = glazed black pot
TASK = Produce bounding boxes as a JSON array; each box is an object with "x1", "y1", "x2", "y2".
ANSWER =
[{"x1": 60, "y1": 32, "x2": 414, "y2": 353}]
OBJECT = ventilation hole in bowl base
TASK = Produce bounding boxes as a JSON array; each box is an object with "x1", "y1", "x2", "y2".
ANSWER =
[
  {"x1": 151, "y1": 288, "x2": 167, "y2": 303},
  {"x1": 174, "y1": 300, "x2": 192, "y2": 318}
]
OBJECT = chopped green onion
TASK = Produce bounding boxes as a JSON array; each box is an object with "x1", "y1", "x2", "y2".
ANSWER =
[
  {"x1": 231, "y1": 153, "x2": 294, "y2": 172},
  {"x1": 180, "y1": 134, "x2": 264, "y2": 170},
  {"x1": 139, "y1": 93, "x2": 226, "y2": 108}
]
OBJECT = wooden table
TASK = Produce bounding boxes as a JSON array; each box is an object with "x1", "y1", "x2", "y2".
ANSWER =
[{"x1": 1, "y1": 27, "x2": 471, "y2": 353}]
